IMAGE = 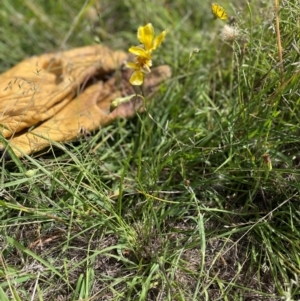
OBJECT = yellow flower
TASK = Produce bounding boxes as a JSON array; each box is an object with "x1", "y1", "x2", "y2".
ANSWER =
[
  {"x1": 211, "y1": 3, "x2": 227, "y2": 20},
  {"x1": 126, "y1": 23, "x2": 166, "y2": 86}
]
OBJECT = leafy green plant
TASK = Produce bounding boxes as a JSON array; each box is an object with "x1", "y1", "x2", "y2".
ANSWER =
[{"x1": 1, "y1": 0, "x2": 300, "y2": 300}]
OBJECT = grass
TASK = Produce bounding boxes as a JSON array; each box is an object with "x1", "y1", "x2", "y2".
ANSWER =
[{"x1": 1, "y1": 0, "x2": 300, "y2": 300}]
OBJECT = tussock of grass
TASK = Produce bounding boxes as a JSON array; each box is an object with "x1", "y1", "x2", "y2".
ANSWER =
[{"x1": 1, "y1": 0, "x2": 300, "y2": 300}]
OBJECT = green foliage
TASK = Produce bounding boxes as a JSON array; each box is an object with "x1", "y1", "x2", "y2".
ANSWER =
[{"x1": 1, "y1": 0, "x2": 300, "y2": 300}]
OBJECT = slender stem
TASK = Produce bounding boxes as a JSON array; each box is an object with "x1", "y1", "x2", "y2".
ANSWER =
[{"x1": 274, "y1": 0, "x2": 284, "y2": 84}]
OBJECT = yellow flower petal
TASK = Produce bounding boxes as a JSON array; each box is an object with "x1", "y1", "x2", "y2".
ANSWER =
[
  {"x1": 129, "y1": 70, "x2": 144, "y2": 86},
  {"x1": 128, "y1": 46, "x2": 151, "y2": 58},
  {"x1": 153, "y1": 30, "x2": 166, "y2": 50},
  {"x1": 126, "y1": 61, "x2": 139, "y2": 70},
  {"x1": 137, "y1": 23, "x2": 154, "y2": 51}
]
